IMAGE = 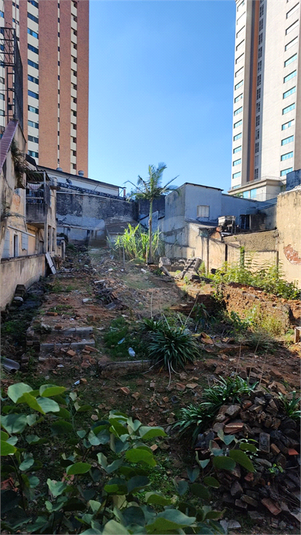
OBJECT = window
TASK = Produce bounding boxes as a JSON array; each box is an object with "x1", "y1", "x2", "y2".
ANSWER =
[
  {"x1": 233, "y1": 146, "x2": 242, "y2": 154},
  {"x1": 0, "y1": 10, "x2": 4, "y2": 18},
  {"x1": 28, "y1": 90, "x2": 39, "y2": 99},
  {"x1": 28, "y1": 135, "x2": 39, "y2": 143},
  {"x1": 72, "y1": 164, "x2": 76, "y2": 170},
  {"x1": 235, "y1": 80, "x2": 243, "y2": 90},
  {"x1": 233, "y1": 158, "x2": 241, "y2": 166},
  {"x1": 235, "y1": 53, "x2": 244, "y2": 64},
  {"x1": 286, "y1": 3, "x2": 299, "y2": 18},
  {"x1": 197, "y1": 205, "x2": 210, "y2": 218},
  {"x1": 237, "y1": 0, "x2": 245, "y2": 11},
  {"x1": 0, "y1": 93, "x2": 4, "y2": 100},
  {"x1": 28, "y1": 104, "x2": 39, "y2": 114},
  {"x1": 28, "y1": 58, "x2": 38, "y2": 69},
  {"x1": 232, "y1": 171, "x2": 241, "y2": 180},
  {"x1": 28, "y1": 74, "x2": 39, "y2": 84},
  {"x1": 284, "y1": 53, "x2": 298, "y2": 66},
  {"x1": 258, "y1": 33, "x2": 263, "y2": 45},
  {"x1": 258, "y1": 46, "x2": 262, "y2": 58},
  {"x1": 27, "y1": 12, "x2": 39, "y2": 23},
  {"x1": 254, "y1": 169, "x2": 259, "y2": 180},
  {"x1": 285, "y1": 36, "x2": 298, "y2": 50},
  {"x1": 234, "y1": 106, "x2": 243, "y2": 116},
  {"x1": 256, "y1": 88, "x2": 261, "y2": 100},
  {"x1": 235, "y1": 66, "x2": 244, "y2": 78},
  {"x1": 282, "y1": 102, "x2": 295, "y2": 114},
  {"x1": 27, "y1": 28, "x2": 38, "y2": 38},
  {"x1": 281, "y1": 135, "x2": 294, "y2": 145},
  {"x1": 257, "y1": 74, "x2": 261, "y2": 86},
  {"x1": 233, "y1": 132, "x2": 242, "y2": 141},
  {"x1": 237, "y1": 12, "x2": 246, "y2": 25},
  {"x1": 259, "y1": 4, "x2": 264, "y2": 16},
  {"x1": 236, "y1": 40, "x2": 244, "y2": 52},
  {"x1": 256, "y1": 102, "x2": 260, "y2": 113},
  {"x1": 28, "y1": 0, "x2": 39, "y2": 7},
  {"x1": 236, "y1": 25, "x2": 245, "y2": 39},
  {"x1": 259, "y1": 18, "x2": 263, "y2": 31},
  {"x1": 234, "y1": 93, "x2": 243, "y2": 103},
  {"x1": 234, "y1": 119, "x2": 242, "y2": 128},
  {"x1": 257, "y1": 60, "x2": 262, "y2": 72},
  {"x1": 28, "y1": 120, "x2": 39, "y2": 128},
  {"x1": 284, "y1": 70, "x2": 297, "y2": 82},
  {"x1": 280, "y1": 167, "x2": 293, "y2": 176},
  {"x1": 286, "y1": 19, "x2": 299, "y2": 34},
  {"x1": 255, "y1": 142, "x2": 259, "y2": 153},
  {"x1": 255, "y1": 129, "x2": 260, "y2": 140},
  {"x1": 28, "y1": 44, "x2": 38, "y2": 55},
  {"x1": 28, "y1": 150, "x2": 38, "y2": 158},
  {"x1": 282, "y1": 118, "x2": 295, "y2": 129},
  {"x1": 283, "y1": 86, "x2": 296, "y2": 98},
  {"x1": 281, "y1": 151, "x2": 293, "y2": 160}
]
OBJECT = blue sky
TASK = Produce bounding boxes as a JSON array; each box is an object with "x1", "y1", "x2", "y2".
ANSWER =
[{"x1": 88, "y1": 0, "x2": 236, "y2": 193}]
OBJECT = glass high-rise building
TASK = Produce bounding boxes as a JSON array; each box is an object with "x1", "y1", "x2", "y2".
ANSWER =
[{"x1": 229, "y1": 0, "x2": 300, "y2": 200}]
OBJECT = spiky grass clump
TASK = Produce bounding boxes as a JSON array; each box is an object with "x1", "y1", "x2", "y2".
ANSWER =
[{"x1": 146, "y1": 321, "x2": 200, "y2": 380}]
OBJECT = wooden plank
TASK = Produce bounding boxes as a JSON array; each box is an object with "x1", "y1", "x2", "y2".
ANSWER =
[{"x1": 46, "y1": 252, "x2": 56, "y2": 274}]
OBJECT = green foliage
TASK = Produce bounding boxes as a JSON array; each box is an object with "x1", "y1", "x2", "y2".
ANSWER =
[
  {"x1": 278, "y1": 391, "x2": 301, "y2": 420},
  {"x1": 209, "y1": 262, "x2": 300, "y2": 300},
  {"x1": 142, "y1": 318, "x2": 200, "y2": 378},
  {"x1": 1, "y1": 382, "x2": 224, "y2": 534},
  {"x1": 112, "y1": 224, "x2": 163, "y2": 262},
  {"x1": 103, "y1": 317, "x2": 142, "y2": 359},
  {"x1": 174, "y1": 376, "x2": 257, "y2": 442}
]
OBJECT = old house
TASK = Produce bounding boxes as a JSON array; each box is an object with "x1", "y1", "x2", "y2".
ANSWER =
[{"x1": 0, "y1": 120, "x2": 58, "y2": 310}]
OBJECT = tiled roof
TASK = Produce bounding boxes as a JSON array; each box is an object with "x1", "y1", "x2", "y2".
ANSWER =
[{"x1": 0, "y1": 120, "x2": 18, "y2": 173}]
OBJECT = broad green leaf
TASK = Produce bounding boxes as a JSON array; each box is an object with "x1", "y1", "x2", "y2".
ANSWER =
[
  {"x1": 102, "y1": 520, "x2": 130, "y2": 535},
  {"x1": 89, "y1": 500, "x2": 102, "y2": 514},
  {"x1": 36, "y1": 397, "x2": 60, "y2": 413},
  {"x1": 66, "y1": 462, "x2": 91, "y2": 475},
  {"x1": 203, "y1": 476, "x2": 220, "y2": 488},
  {"x1": 191, "y1": 483, "x2": 211, "y2": 500},
  {"x1": 0, "y1": 431, "x2": 9, "y2": 440},
  {"x1": 104, "y1": 478, "x2": 128, "y2": 495},
  {"x1": 17, "y1": 393, "x2": 45, "y2": 414},
  {"x1": 205, "y1": 510, "x2": 225, "y2": 520},
  {"x1": 77, "y1": 404, "x2": 93, "y2": 412},
  {"x1": 145, "y1": 492, "x2": 172, "y2": 506},
  {"x1": 57, "y1": 407, "x2": 71, "y2": 419},
  {"x1": 239, "y1": 442, "x2": 257, "y2": 453},
  {"x1": 123, "y1": 506, "x2": 145, "y2": 527},
  {"x1": 26, "y1": 434, "x2": 41, "y2": 444},
  {"x1": 139, "y1": 426, "x2": 167, "y2": 440},
  {"x1": 51, "y1": 419, "x2": 74, "y2": 435},
  {"x1": 7, "y1": 383, "x2": 32, "y2": 403},
  {"x1": 28, "y1": 476, "x2": 39, "y2": 488},
  {"x1": 106, "y1": 459, "x2": 124, "y2": 474},
  {"x1": 26, "y1": 414, "x2": 38, "y2": 426},
  {"x1": 1, "y1": 414, "x2": 27, "y2": 434},
  {"x1": 47, "y1": 479, "x2": 67, "y2": 497},
  {"x1": 1, "y1": 440, "x2": 16, "y2": 455},
  {"x1": 175, "y1": 479, "x2": 189, "y2": 496},
  {"x1": 26, "y1": 516, "x2": 50, "y2": 533},
  {"x1": 125, "y1": 448, "x2": 156, "y2": 466},
  {"x1": 69, "y1": 392, "x2": 77, "y2": 401},
  {"x1": 7, "y1": 436, "x2": 18, "y2": 446},
  {"x1": 97, "y1": 452, "x2": 107, "y2": 468},
  {"x1": 39, "y1": 385, "x2": 66, "y2": 397},
  {"x1": 212, "y1": 456, "x2": 236, "y2": 471},
  {"x1": 109, "y1": 418, "x2": 127, "y2": 436},
  {"x1": 19, "y1": 457, "x2": 34, "y2": 471},
  {"x1": 127, "y1": 417, "x2": 142, "y2": 433},
  {"x1": 81, "y1": 530, "x2": 102, "y2": 535},
  {"x1": 223, "y1": 434, "x2": 236, "y2": 446},
  {"x1": 229, "y1": 449, "x2": 255, "y2": 472},
  {"x1": 87, "y1": 430, "x2": 102, "y2": 446},
  {"x1": 146, "y1": 509, "x2": 196, "y2": 532},
  {"x1": 77, "y1": 430, "x2": 87, "y2": 439},
  {"x1": 187, "y1": 466, "x2": 200, "y2": 482},
  {"x1": 127, "y1": 475, "x2": 149, "y2": 493}
]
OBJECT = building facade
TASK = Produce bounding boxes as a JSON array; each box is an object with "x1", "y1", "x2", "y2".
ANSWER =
[
  {"x1": 0, "y1": 0, "x2": 89, "y2": 175},
  {"x1": 230, "y1": 0, "x2": 301, "y2": 200}
]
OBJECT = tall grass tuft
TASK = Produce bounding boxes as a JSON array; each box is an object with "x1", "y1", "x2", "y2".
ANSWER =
[{"x1": 112, "y1": 224, "x2": 163, "y2": 262}]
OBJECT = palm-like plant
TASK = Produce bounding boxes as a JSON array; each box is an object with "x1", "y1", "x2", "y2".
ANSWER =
[{"x1": 127, "y1": 163, "x2": 178, "y2": 263}]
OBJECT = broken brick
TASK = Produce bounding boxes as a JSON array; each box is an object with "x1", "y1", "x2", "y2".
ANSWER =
[{"x1": 261, "y1": 498, "x2": 282, "y2": 516}]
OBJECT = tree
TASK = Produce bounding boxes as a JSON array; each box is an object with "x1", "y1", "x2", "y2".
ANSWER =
[{"x1": 127, "y1": 163, "x2": 178, "y2": 263}]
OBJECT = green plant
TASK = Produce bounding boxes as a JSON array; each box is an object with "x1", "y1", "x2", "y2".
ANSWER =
[
  {"x1": 267, "y1": 463, "x2": 284, "y2": 476},
  {"x1": 103, "y1": 317, "x2": 142, "y2": 359},
  {"x1": 1, "y1": 382, "x2": 225, "y2": 534},
  {"x1": 278, "y1": 390, "x2": 301, "y2": 420},
  {"x1": 174, "y1": 376, "x2": 257, "y2": 442},
  {"x1": 144, "y1": 318, "x2": 200, "y2": 381},
  {"x1": 113, "y1": 224, "x2": 163, "y2": 262}
]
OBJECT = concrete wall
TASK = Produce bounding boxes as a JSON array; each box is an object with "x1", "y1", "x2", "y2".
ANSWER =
[
  {"x1": 56, "y1": 191, "x2": 137, "y2": 243},
  {"x1": 221, "y1": 194, "x2": 259, "y2": 218},
  {"x1": 0, "y1": 254, "x2": 46, "y2": 310},
  {"x1": 277, "y1": 187, "x2": 301, "y2": 287}
]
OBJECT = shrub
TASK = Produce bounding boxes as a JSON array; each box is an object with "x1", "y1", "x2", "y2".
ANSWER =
[
  {"x1": 1, "y1": 382, "x2": 224, "y2": 534},
  {"x1": 112, "y1": 224, "x2": 163, "y2": 262}
]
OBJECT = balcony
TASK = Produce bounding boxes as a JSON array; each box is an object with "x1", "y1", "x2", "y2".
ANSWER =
[{"x1": 26, "y1": 172, "x2": 50, "y2": 225}]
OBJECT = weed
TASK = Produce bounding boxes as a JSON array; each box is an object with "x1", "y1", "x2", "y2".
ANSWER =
[
  {"x1": 111, "y1": 224, "x2": 163, "y2": 262},
  {"x1": 278, "y1": 391, "x2": 301, "y2": 420}
]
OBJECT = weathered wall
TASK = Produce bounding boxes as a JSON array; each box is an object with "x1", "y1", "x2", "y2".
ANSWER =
[
  {"x1": 277, "y1": 187, "x2": 301, "y2": 287},
  {"x1": 224, "y1": 230, "x2": 278, "y2": 252},
  {"x1": 56, "y1": 192, "x2": 137, "y2": 243},
  {"x1": 0, "y1": 254, "x2": 46, "y2": 310}
]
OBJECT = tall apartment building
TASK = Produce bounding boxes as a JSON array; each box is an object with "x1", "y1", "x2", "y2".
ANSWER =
[
  {"x1": 229, "y1": 0, "x2": 301, "y2": 200},
  {"x1": 0, "y1": 0, "x2": 89, "y2": 175}
]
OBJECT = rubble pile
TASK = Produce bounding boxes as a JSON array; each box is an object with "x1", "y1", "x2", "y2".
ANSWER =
[{"x1": 195, "y1": 389, "x2": 300, "y2": 527}]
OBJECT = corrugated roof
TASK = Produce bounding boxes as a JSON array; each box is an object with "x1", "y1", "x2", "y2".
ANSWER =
[{"x1": 0, "y1": 120, "x2": 18, "y2": 173}]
